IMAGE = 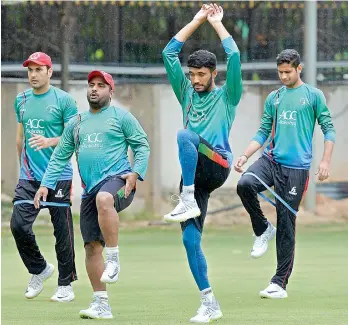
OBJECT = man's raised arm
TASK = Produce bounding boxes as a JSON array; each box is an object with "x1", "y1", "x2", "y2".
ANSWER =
[
  {"x1": 162, "y1": 5, "x2": 213, "y2": 104},
  {"x1": 208, "y1": 4, "x2": 242, "y2": 106}
]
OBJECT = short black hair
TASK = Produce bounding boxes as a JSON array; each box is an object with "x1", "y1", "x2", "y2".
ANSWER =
[
  {"x1": 187, "y1": 50, "x2": 217, "y2": 71},
  {"x1": 276, "y1": 49, "x2": 301, "y2": 68}
]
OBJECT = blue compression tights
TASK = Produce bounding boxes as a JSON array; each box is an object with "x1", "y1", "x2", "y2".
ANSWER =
[
  {"x1": 177, "y1": 129, "x2": 200, "y2": 186},
  {"x1": 182, "y1": 221, "x2": 210, "y2": 291}
]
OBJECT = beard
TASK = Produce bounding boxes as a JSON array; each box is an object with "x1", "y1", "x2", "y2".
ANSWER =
[
  {"x1": 193, "y1": 75, "x2": 213, "y2": 93},
  {"x1": 87, "y1": 94, "x2": 110, "y2": 109}
]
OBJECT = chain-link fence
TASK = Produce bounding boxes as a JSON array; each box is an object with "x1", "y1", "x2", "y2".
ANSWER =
[{"x1": 2, "y1": 1, "x2": 348, "y2": 81}]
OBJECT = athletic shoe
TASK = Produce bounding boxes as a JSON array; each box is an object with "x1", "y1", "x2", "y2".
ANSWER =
[
  {"x1": 50, "y1": 285, "x2": 75, "y2": 302},
  {"x1": 260, "y1": 282, "x2": 288, "y2": 299},
  {"x1": 25, "y1": 263, "x2": 54, "y2": 299},
  {"x1": 251, "y1": 222, "x2": 276, "y2": 258},
  {"x1": 164, "y1": 194, "x2": 201, "y2": 223},
  {"x1": 79, "y1": 296, "x2": 113, "y2": 319},
  {"x1": 100, "y1": 253, "x2": 120, "y2": 284},
  {"x1": 190, "y1": 296, "x2": 223, "y2": 323}
]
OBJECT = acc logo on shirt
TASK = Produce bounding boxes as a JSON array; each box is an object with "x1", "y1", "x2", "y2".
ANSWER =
[
  {"x1": 279, "y1": 110, "x2": 297, "y2": 120},
  {"x1": 84, "y1": 133, "x2": 103, "y2": 143},
  {"x1": 81, "y1": 132, "x2": 103, "y2": 149},
  {"x1": 26, "y1": 119, "x2": 44, "y2": 129},
  {"x1": 278, "y1": 110, "x2": 297, "y2": 126}
]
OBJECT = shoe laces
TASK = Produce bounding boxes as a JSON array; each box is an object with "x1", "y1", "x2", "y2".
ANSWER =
[
  {"x1": 104, "y1": 254, "x2": 119, "y2": 273},
  {"x1": 89, "y1": 296, "x2": 110, "y2": 312},
  {"x1": 89, "y1": 296, "x2": 100, "y2": 309},
  {"x1": 253, "y1": 233, "x2": 268, "y2": 248},
  {"x1": 170, "y1": 193, "x2": 184, "y2": 203},
  {"x1": 170, "y1": 194, "x2": 187, "y2": 214},
  {"x1": 196, "y1": 297, "x2": 216, "y2": 316},
  {"x1": 56, "y1": 285, "x2": 72, "y2": 297},
  {"x1": 27, "y1": 274, "x2": 42, "y2": 291}
]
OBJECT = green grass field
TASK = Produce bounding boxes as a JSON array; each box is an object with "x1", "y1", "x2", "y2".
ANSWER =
[{"x1": 2, "y1": 224, "x2": 348, "y2": 325}]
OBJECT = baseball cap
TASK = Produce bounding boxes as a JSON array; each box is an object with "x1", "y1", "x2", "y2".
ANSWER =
[
  {"x1": 87, "y1": 70, "x2": 115, "y2": 91},
  {"x1": 23, "y1": 52, "x2": 52, "y2": 68}
]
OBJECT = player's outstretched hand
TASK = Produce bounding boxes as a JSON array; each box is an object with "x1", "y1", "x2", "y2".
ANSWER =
[
  {"x1": 34, "y1": 186, "x2": 48, "y2": 209},
  {"x1": 234, "y1": 155, "x2": 248, "y2": 173},
  {"x1": 193, "y1": 4, "x2": 214, "y2": 24},
  {"x1": 316, "y1": 160, "x2": 330, "y2": 181},
  {"x1": 29, "y1": 134, "x2": 50, "y2": 151},
  {"x1": 120, "y1": 173, "x2": 138, "y2": 198},
  {"x1": 207, "y1": 3, "x2": 224, "y2": 24}
]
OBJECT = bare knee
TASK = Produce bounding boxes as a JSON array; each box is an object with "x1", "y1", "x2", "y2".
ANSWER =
[
  {"x1": 96, "y1": 192, "x2": 114, "y2": 214},
  {"x1": 85, "y1": 241, "x2": 103, "y2": 259}
]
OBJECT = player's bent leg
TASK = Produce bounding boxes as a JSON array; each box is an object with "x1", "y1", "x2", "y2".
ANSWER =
[
  {"x1": 96, "y1": 192, "x2": 119, "y2": 247},
  {"x1": 236, "y1": 174, "x2": 269, "y2": 235},
  {"x1": 10, "y1": 204, "x2": 44, "y2": 271},
  {"x1": 251, "y1": 221, "x2": 276, "y2": 259},
  {"x1": 177, "y1": 129, "x2": 200, "y2": 186},
  {"x1": 97, "y1": 177, "x2": 136, "y2": 284},
  {"x1": 164, "y1": 130, "x2": 201, "y2": 222},
  {"x1": 96, "y1": 192, "x2": 121, "y2": 284},
  {"x1": 237, "y1": 166, "x2": 275, "y2": 258}
]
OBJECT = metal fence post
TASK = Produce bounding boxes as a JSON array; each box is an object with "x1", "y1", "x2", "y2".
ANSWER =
[{"x1": 304, "y1": 0, "x2": 317, "y2": 212}]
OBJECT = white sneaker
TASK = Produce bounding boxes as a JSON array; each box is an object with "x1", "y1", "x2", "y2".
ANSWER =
[
  {"x1": 164, "y1": 194, "x2": 201, "y2": 223},
  {"x1": 25, "y1": 263, "x2": 54, "y2": 299},
  {"x1": 251, "y1": 222, "x2": 276, "y2": 259},
  {"x1": 79, "y1": 296, "x2": 113, "y2": 319},
  {"x1": 50, "y1": 285, "x2": 75, "y2": 302},
  {"x1": 100, "y1": 253, "x2": 120, "y2": 284},
  {"x1": 260, "y1": 282, "x2": 288, "y2": 299},
  {"x1": 190, "y1": 296, "x2": 223, "y2": 323}
]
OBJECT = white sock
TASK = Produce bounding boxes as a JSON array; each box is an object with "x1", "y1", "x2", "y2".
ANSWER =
[
  {"x1": 201, "y1": 287, "x2": 214, "y2": 301},
  {"x1": 105, "y1": 246, "x2": 119, "y2": 256},
  {"x1": 93, "y1": 291, "x2": 108, "y2": 300},
  {"x1": 183, "y1": 185, "x2": 195, "y2": 201}
]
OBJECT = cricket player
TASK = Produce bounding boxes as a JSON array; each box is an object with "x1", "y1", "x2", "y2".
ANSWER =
[
  {"x1": 34, "y1": 70, "x2": 150, "y2": 319},
  {"x1": 162, "y1": 4, "x2": 242, "y2": 322},
  {"x1": 11, "y1": 52, "x2": 78, "y2": 302},
  {"x1": 235, "y1": 49, "x2": 335, "y2": 299}
]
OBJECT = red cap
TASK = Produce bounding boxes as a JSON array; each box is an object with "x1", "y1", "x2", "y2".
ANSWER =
[
  {"x1": 23, "y1": 52, "x2": 52, "y2": 68},
  {"x1": 87, "y1": 70, "x2": 115, "y2": 91}
]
